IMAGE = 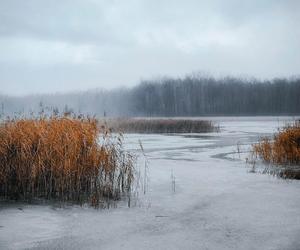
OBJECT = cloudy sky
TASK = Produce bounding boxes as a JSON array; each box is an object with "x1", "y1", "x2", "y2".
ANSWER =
[{"x1": 0, "y1": 0, "x2": 299, "y2": 95}]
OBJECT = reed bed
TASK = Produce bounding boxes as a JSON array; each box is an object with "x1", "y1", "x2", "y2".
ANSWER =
[
  {"x1": 105, "y1": 118, "x2": 218, "y2": 133},
  {"x1": 253, "y1": 121, "x2": 300, "y2": 179},
  {"x1": 0, "y1": 115, "x2": 134, "y2": 206}
]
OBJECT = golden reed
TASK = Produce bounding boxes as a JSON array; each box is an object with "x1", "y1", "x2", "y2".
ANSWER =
[
  {"x1": 253, "y1": 121, "x2": 300, "y2": 179},
  {"x1": 0, "y1": 115, "x2": 134, "y2": 206}
]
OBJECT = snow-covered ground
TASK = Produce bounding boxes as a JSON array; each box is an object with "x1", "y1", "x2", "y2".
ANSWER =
[{"x1": 1, "y1": 116, "x2": 300, "y2": 250}]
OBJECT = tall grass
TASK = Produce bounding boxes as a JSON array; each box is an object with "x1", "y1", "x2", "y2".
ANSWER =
[
  {"x1": 0, "y1": 115, "x2": 134, "y2": 206},
  {"x1": 105, "y1": 118, "x2": 218, "y2": 133},
  {"x1": 253, "y1": 121, "x2": 300, "y2": 179}
]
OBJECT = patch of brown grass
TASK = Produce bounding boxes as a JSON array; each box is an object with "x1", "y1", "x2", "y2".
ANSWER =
[
  {"x1": 105, "y1": 118, "x2": 218, "y2": 133},
  {"x1": 253, "y1": 122, "x2": 300, "y2": 179},
  {"x1": 0, "y1": 115, "x2": 134, "y2": 206}
]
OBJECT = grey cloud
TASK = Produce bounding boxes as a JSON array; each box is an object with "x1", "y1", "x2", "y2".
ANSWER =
[{"x1": 0, "y1": 0, "x2": 299, "y2": 95}]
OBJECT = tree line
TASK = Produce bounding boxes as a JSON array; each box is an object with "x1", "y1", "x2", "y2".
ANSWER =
[{"x1": 1, "y1": 75, "x2": 300, "y2": 117}]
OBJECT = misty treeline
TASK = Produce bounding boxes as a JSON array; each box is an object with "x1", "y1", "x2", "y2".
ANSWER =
[{"x1": 1, "y1": 75, "x2": 300, "y2": 117}]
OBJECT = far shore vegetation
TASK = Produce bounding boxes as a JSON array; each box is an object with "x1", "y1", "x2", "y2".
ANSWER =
[{"x1": 105, "y1": 118, "x2": 218, "y2": 134}]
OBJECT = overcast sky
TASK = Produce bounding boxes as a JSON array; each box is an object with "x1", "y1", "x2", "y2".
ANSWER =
[{"x1": 0, "y1": 0, "x2": 299, "y2": 95}]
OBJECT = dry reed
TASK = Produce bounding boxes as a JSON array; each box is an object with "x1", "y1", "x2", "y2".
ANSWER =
[
  {"x1": 253, "y1": 121, "x2": 300, "y2": 179},
  {"x1": 105, "y1": 118, "x2": 218, "y2": 133},
  {"x1": 0, "y1": 115, "x2": 134, "y2": 206}
]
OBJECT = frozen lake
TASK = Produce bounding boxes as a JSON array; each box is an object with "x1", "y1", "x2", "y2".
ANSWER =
[{"x1": 1, "y1": 116, "x2": 300, "y2": 250}]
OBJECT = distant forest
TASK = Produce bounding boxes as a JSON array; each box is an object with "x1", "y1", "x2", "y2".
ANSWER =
[{"x1": 1, "y1": 75, "x2": 300, "y2": 117}]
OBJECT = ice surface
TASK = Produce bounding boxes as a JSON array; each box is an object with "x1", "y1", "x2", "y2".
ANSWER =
[{"x1": 0, "y1": 116, "x2": 300, "y2": 250}]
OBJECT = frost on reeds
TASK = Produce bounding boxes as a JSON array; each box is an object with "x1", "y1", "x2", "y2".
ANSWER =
[
  {"x1": 105, "y1": 118, "x2": 218, "y2": 133},
  {"x1": 0, "y1": 114, "x2": 134, "y2": 207},
  {"x1": 253, "y1": 121, "x2": 300, "y2": 179}
]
